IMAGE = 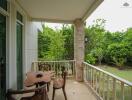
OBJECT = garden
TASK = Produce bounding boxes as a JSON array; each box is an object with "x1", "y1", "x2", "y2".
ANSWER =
[{"x1": 38, "y1": 19, "x2": 132, "y2": 82}]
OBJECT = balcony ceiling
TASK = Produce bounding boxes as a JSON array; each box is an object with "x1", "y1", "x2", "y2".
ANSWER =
[{"x1": 17, "y1": 0, "x2": 103, "y2": 23}]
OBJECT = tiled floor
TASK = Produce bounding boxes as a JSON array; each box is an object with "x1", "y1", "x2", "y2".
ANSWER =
[{"x1": 48, "y1": 79, "x2": 96, "y2": 100}]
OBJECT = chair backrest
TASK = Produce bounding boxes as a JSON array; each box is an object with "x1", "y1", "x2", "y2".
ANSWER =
[{"x1": 38, "y1": 63, "x2": 51, "y2": 72}]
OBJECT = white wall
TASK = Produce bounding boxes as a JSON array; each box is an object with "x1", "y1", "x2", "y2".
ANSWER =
[
  {"x1": 24, "y1": 21, "x2": 38, "y2": 73},
  {"x1": 9, "y1": 0, "x2": 38, "y2": 89}
]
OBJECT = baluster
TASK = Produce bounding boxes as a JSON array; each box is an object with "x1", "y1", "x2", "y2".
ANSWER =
[
  {"x1": 102, "y1": 73, "x2": 105, "y2": 99},
  {"x1": 91, "y1": 67, "x2": 93, "y2": 86},
  {"x1": 60, "y1": 62, "x2": 62, "y2": 75},
  {"x1": 51, "y1": 62, "x2": 53, "y2": 71},
  {"x1": 121, "y1": 82, "x2": 124, "y2": 100},
  {"x1": 106, "y1": 75, "x2": 110, "y2": 100},
  {"x1": 89, "y1": 66, "x2": 91, "y2": 82},
  {"x1": 98, "y1": 72, "x2": 101, "y2": 96},
  {"x1": 67, "y1": 61, "x2": 69, "y2": 76},
  {"x1": 131, "y1": 86, "x2": 132, "y2": 99},
  {"x1": 53, "y1": 61, "x2": 55, "y2": 74},
  {"x1": 57, "y1": 62, "x2": 59, "y2": 76},
  {"x1": 131, "y1": 86, "x2": 132, "y2": 100},
  {"x1": 70, "y1": 61, "x2": 71, "y2": 76},
  {"x1": 32, "y1": 62, "x2": 34, "y2": 71},
  {"x1": 73, "y1": 61, "x2": 75, "y2": 77},
  {"x1": 113, "y1": 78, "x2": 116, "y2": 100},
  {"x1": 36, "y1": 62, "x2": 38, "y2": 71},
  {"x1": 86, "y1": 65, "x2": 88, "y2": 81},
  {"x1": 92, "y1": 69, "x2": 94, "y2": 88},
  {"x1": 95, "y1": 70, "x2": 98, "y2": 92},
  {"x1": 94, "y1": 70, "x2": 96, "y2": 90}
]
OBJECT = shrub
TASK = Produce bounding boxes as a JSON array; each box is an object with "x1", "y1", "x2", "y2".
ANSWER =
[
  {"x1": 107, "y1": 43, "x2": 128, "y2": 68},
  {"x1": 85, "y1": 54, "x2": 96, "y2": 64}
]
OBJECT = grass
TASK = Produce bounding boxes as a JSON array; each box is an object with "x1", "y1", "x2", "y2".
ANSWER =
[{"x1": 98, "y1": 65, "x2": 132, "y2": 82}]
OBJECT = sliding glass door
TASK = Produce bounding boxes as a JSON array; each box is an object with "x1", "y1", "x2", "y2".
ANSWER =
[{"x1": 0, "y1": 13, "x2": 6, "y2": 100}]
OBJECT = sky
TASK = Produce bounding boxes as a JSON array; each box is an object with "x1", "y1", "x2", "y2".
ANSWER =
[
  {"x1": 37, "y1": 0, "x2": 132, "y2": 32},
  {"x1": 86, "y1": 0, "x2": 132, "y2": 32}
]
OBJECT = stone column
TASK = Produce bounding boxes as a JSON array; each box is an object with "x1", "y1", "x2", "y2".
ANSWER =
[{"x1": 74, "y1": 19, "x2": 85, "y2": 82}]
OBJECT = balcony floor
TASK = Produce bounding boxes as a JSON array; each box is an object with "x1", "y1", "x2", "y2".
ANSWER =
[{"x1": 48, "y1": 79, "x2": 96, "y2": 100}]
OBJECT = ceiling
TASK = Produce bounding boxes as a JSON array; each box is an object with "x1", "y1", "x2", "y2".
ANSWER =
[{"x1": 17, "y1": 0, "x2": 103, "y2": 23}]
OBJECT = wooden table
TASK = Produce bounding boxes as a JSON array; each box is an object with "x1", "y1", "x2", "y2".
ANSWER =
[{"x1": 24, "y1": 71, "x2": 54, "y2": 87}]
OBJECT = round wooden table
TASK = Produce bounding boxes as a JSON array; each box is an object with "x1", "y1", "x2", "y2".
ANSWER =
[{"x1": 24, "y1": 71, "x2": 54, "y2": 87}]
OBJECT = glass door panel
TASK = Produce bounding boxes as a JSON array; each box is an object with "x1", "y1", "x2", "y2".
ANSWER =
[{"x1": 16, "y1": 14, "x2": 23, "y2": 89}]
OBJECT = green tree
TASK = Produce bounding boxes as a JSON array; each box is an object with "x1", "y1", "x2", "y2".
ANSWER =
[
  {"x1": 123, "y1": 28, "x2": 132, "y2": 65},
  {"x1": 107, "y1": 43, "x2": 129, "y2": 68},
  {"x1": 61, "y1": 25, "x2": 74, "y2": 60},
  {"x1": 85, "y1": 19, "x2": 105, "y2": 64},
  {"x1": 38, "y1": 25, "x2": 51, "y2": 59},
  {"x1": 38, "y1": 25, "x2": 65, "y2": 60},
  {"x1": 92, "y1": 48, "x2": 103, "y2": 65},
  {"x1": 47, "y1": 30, "x2": 65, "y2": 60}
]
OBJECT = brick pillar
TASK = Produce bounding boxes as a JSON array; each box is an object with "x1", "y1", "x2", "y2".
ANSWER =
[{"x1": 74, "y1": 19, "x2": 85, "y2": 82}]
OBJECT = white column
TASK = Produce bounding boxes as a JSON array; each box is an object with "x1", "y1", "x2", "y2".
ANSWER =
[{"x1": 74, "y1": 19, "x2": 85, "y2": 82}]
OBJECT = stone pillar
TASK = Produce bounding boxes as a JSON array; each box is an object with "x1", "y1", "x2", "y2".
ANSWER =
[{"x1": 74, "y1": 19, "x2": 85, "y2": 82}]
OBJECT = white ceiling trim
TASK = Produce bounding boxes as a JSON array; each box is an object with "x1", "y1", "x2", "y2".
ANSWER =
[
  {"x1": 82, "y1": 0, "x2": 104, "y2": 21},
  {"x1": 31, "y1": 18, "x2": 73, "y2": 24}
]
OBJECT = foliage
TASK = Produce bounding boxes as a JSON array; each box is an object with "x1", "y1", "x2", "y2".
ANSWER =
[
  {"x1": 61, "y1": 25, "x2": 74, "y2": 60},
  {"x1": 38, "y1": 24, "x2": 74, "y2": 60},
  {"x1": 38, "y1": 19, "x2": 132, "y2": 68},
  {"x1": 38, "y1": 26, "x2": 51, "y2": 59},
  {"x1": 85, "y1": 19, "x2": 132, "y2": 68},
  {"x1": 46, "y1": 30, "x2": 65, "y2": 60},
  {"x1": 85, "y1": 19, "x2": 105, "y2": 64},
  {"x1": 85, "y1": 54, "x2": 96, "y2": 64},
  {"x1": 92, "y1": 48, "x2": 104, "y2": 65}
]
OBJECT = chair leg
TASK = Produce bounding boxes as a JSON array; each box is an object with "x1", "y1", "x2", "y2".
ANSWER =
[
  {"x1": 47, "y1": 83, "x2": 49, "y2": 92},
  {"x1": 62, "y1": 88, "x2": 67, "y2": 100},
  {"x1": 52, "y1": 88, "x2": 55, "y2": 100}
]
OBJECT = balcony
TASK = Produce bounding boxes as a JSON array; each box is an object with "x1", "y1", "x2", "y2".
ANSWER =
[{"x1": 32, "y1": 60, "x2": 132, "y2": 100}]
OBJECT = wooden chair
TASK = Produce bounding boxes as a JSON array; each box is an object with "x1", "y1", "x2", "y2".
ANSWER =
[
  {"x1": 6, "y1": 85, "x2": 48, "y2": 100},
  {"x1": 38, "y1": 63, "x2": 51, "y2": 91},
  {"x1": 52, "y1": 67, "x2": 67, "y2": 100}
]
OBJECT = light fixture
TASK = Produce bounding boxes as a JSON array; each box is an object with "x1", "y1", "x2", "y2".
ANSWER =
[{"x1": 85, "y1": 37, "x2": 88, "y2": 44}]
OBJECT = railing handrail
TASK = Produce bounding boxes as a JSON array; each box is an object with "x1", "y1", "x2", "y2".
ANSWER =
[
  {"x1": 33, "y1": 60, "x2": 75, "y2": 63},
  {"x1": 83, "y1": 62, "x2": 132, "y2": 86}
]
